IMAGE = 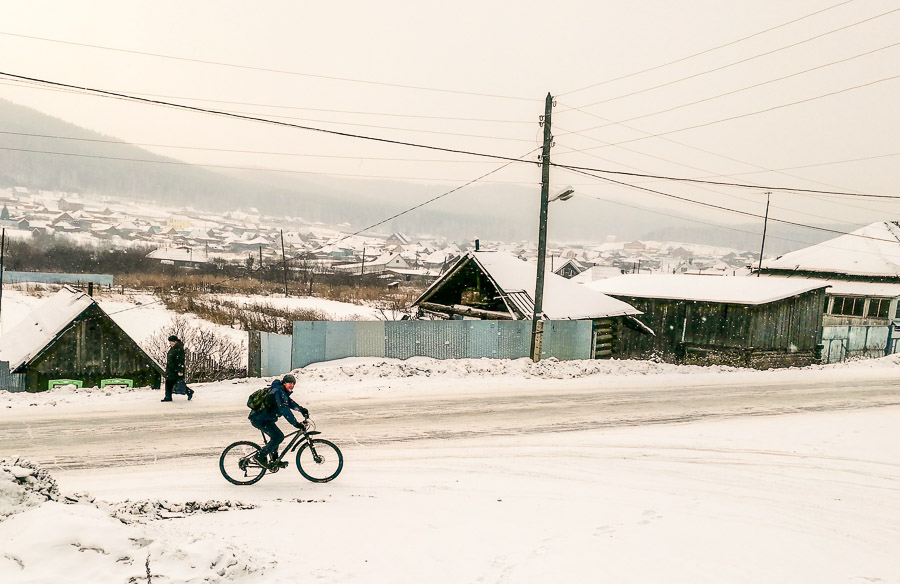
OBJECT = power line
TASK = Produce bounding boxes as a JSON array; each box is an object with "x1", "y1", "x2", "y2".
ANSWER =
[
  {"x1": 550, "y1": 160, "x2": 896, "y2": 198},
  {"x1": 561, "y1": 41, "x2": 900, "y2": 135},
  {"x1": 563, "y1": 166, "x2": 900, "y2": 245},
  {"x1": 0, "y1": 145, "x2": 538, "y2": 185},
  {"x1": 0, "y1": 79, "x2": 534, "y2": 144},
  {"x1": 0, "y1": 130, "x2": 517, "y2": 164},
  {"x1": 602, "y1": 73, "x2": 900, "y2": 148},
  {"x1": 0, "y1": 30, "x2": 537, "y2": 102},
  {"x1": 553, "y1": 100, "x2": 889, "y2": 215},
  {"x1": 0, "y1": 71, "x2": 540, "y2": 167},
  {"x1": 568, "y1": 7, "x2": 899, "y2": 110},
  {"x1": 557, "y1": 0, "x2": 857, "y2": 97}
]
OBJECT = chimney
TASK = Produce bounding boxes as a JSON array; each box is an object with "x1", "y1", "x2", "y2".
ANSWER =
[
  {"x1": 88, "y1": 282, "x2": 94, "y2": 297},
  {"x1": 475, "y1": 239, "x2": 480, "y2": 251}
]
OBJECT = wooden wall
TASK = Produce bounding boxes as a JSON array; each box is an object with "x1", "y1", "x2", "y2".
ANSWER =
[
  {"x1": 21, "y1": 304, "x2": 162, "y2": 392},
  {"x1": 612, "y1": 289, "x2": 826, "y2": 368}
]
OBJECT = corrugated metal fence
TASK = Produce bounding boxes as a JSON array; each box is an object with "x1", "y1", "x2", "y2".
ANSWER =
[{"x1": 278, "y1": 320, "x2": 591, "y2": 369}]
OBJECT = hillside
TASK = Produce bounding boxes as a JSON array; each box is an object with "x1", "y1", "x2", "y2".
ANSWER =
[{"x1": 0, "y1": 99, "x2": 853, "y2": 251}]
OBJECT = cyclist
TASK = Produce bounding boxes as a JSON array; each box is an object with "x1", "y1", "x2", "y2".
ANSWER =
[{"x1": 248, "y1": 374, "x2": 309, "y2": 469}]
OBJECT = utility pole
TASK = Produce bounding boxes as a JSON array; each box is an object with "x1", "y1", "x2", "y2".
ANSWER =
[
  {"x1": 530, "y1": 93, "x2": 554, "y2": 362},
  {"x1": 757, "y1": 192, "x2": 771, "y2": 277},
  {"x1": 361, "y1": 246, "x2": 366, "y2": 276},
  {"x1": 280, "y1": 229, "x2": 288, "y2": 295},
  {"x1": 258, "y1": 245, "x2": 263, "y2": 281}
]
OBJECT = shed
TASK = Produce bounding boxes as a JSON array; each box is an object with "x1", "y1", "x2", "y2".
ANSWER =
[
  {"x1": 589, "y1": 274, "x2": 829, "y2": 368},
  {"x1": 0, "y1": 287, "x2": 162, "y2": 392},
  {"x1": 412, "y1": 250, "x2": 644, "y2": 358}
]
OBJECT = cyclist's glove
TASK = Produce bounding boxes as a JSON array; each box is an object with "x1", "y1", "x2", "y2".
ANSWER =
[{"x1": 299, "y1": 407, "x2": 309, "y2": 418}]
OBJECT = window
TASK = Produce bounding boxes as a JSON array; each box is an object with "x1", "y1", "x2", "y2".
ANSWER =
[
  {"x1": 867, "y1": 297, "x2": 891, "y2": 319},
  {"x1": 831, "y1": 296, "x2": 865, "y2": 317}
]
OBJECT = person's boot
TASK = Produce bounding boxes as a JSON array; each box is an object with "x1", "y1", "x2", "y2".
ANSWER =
[
  {"x1": 161, "y1": 394, "x2": 173, "y2": 402},
  {"x1": 187, "y1": 388, "x2": 194, "y2": 401}
]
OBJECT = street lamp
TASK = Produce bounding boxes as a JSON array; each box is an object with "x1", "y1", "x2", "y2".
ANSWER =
[{"x1": 530, "y1": 185, "x2": 575, "y2": 362}]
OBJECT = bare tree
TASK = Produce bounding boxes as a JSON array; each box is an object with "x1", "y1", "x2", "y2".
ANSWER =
[{"x1": 147, "y1": 315, "x2": 246, "y2": 382}]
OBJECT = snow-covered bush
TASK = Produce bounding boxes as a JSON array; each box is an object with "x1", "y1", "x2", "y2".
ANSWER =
[{"x1": 147, "y1": 315, "x2": 246, "y2": 382}]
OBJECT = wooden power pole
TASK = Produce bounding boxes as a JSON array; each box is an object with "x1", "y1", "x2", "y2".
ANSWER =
[{"x1": 530, "y1": 93, "x2": 554, "y2": 362}]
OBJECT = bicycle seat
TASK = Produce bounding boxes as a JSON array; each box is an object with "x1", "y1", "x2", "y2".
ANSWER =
[{"x1": 307, "y1": 430, "x2": 321, "y2": 436}]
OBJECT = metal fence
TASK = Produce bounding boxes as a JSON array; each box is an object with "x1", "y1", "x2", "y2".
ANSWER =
[
  {"x1": 821, "y1": 325, "x2": 892, "y2": 363},
  {"x1": 0, "y1": 361, "x2": 25, "y2": 392},
  {"x1": 1, "y1": 270, "x2": 114, "y2": 286},
  {"x1": 287, "y1": 320, "x2": 591, "y2": 369},
  {"x1": 248, "y1": 331, "x2": 293, "y2": 377}
]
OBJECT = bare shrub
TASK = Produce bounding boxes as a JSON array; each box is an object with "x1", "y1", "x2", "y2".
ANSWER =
[{"x1": 147, "y1": 315, "x2": 246, "y2": 382}]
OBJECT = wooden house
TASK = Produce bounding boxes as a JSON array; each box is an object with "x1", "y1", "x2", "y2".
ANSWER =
[
  {"x1": 0, "y1": 287, "x2": 162, "y2": 392},
  {"x1": 412, "y1": 250, "x2": 646, "y2": 359},
  {"x1": 589, "y1": 274, "x2": 829, "y2": 368},
  {"x1": 758, "y1": 221, "x2": 900, "y2": 361}
]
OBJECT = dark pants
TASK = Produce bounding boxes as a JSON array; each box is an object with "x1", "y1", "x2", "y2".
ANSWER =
[
  {"x1": 164, "y1": 378, "x2": 177, "y2": 398},
  {"x1": 251, "y1": 419, "x2": 284, "y2": 459}
]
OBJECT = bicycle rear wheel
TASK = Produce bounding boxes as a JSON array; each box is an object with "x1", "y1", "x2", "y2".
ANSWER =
[
  {"x1": 220, "y1": 441, "x2": 266, "y2": 485},
  {"x1": 296, "y1": 439, "x2": 343, "y2": 483}
]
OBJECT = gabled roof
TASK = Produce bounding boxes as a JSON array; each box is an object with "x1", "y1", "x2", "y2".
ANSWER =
[
  {"x1": 761, "y1": 221, "x2": 900, "y2": 278},
  {"x1": 0, "y1": 287, "x2": 95, "y2": 370},
  {"x1": 588, "y1": 274, "x2": 829, "y2": 305},
  {"x1": 416, "y1": 250, "x2": 641, "y2": 320}
]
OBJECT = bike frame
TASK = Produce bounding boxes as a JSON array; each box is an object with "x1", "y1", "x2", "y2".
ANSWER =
[{"x1": 260, "y1": 426, "x2": 322, "y2": 462}]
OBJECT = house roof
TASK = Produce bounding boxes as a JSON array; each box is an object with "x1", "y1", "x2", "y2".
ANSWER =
[
  {"x1": 418, "y1": 250, "x2": 641, "y2": 320},
  {"x1": 588, "y1": 274, "x2": 829, "y2": 305},
  {"x1": 146, "y1": 247, "x2": 210, "y2": 263},
  {"x1": 761, "y1": 221, "x2": 900, "y2": 278},
  {"x1": 0, "y1": 287, "x2": 95, "y2": 370},
  {"x1": 758, "y1": 275, "x2": 900, "y2": 298}
]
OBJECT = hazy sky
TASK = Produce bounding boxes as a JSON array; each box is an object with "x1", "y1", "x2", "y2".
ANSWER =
[{"x1": 1, "y1": 0, "x2": 898, "y2": 238}]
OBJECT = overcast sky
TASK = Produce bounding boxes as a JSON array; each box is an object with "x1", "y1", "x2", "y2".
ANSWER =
[{"x1": 1, "y1": 0, "x2": 898, "y2": 237}]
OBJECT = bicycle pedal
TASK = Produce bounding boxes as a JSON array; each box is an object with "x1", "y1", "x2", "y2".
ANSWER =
[{"x1": 278, "y1": 461, "x2": 289, "y2": 468}]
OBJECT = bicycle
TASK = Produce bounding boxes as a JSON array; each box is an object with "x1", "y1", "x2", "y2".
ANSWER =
[{"x1": 219, "y1": 419, "x2": 343, "y2": 485}]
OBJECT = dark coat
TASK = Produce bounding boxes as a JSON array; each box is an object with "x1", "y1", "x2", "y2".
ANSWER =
[
  {"x1": 248, "y1": 379, "x2": 308, "y2": 426},
  {"x1": 165, "y1": 341, "x2": 186, "y2": 381}
]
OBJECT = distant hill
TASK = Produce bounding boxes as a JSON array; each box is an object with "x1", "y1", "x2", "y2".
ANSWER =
[{"x1": 0, "y1": 99, "x2": 854, "y2": 252}]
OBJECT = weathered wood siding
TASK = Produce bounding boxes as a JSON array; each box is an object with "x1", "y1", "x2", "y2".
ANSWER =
[
  {"x1": 21, "y1": 304, "x2": 162, "y2": 392},
  {"x1": 611, "y1": 289, "x2": 826, "y2": 368}
]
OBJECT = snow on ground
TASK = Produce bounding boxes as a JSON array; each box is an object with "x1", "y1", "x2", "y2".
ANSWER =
[
  {"x1": 1, "y1": 354, "x2": 900, "y2": 582},
  {"x1": 2, "y1": 286, "x2": 900, "y2": 582},
  {"x1": 212, "y1": 293, "x2": 384, "y2": 320}
]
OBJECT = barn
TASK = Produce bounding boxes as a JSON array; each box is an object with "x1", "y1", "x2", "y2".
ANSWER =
[
  {"x1": 412, "y1": 250, "x2": 646, "y2": 359},
  {"x1": 0, "y1": 286, "x2": 163, "y2": 392},
  {"x1": 588, "y1": 274, "x2": 829, "y2": 368}
]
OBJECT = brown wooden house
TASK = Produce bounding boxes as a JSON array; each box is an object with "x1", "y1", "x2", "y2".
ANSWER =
[
  {"x1": 0, "y1": 287, "x2": 162, "y2": 392},
  {"x1": 589, "y1": 274, "x2": 829, "y2": 368},
  {"x1": 411, "y1": 250, "x2": 647, "y2": 359}
]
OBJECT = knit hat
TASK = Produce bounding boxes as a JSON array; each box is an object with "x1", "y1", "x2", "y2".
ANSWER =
[
  {"x1": 168, "y1": 335, "x2": 179, "y2": 342},
  {"x1": 282, "y1": 374, "x2": 297, "y2": 385}
]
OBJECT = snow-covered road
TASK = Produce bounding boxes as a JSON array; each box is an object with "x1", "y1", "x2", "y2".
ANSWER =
[{"x1": 3, "y1": 373, "x2": 898, "y2": 472}]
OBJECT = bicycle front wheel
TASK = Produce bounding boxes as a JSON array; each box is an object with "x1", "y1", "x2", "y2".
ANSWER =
[
  {"x1": 296, "y1": 439, "x2": 343, "y2": 483},
  {"x1": 220, "y1": 441, "x2": 266, "y2": 485}
]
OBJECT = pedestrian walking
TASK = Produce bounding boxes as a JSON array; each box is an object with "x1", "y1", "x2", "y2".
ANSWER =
[{"x1": 162, "y1": 334, "x2": 193, "y2": 401}]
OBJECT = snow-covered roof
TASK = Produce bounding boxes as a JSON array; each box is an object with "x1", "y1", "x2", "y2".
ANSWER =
[
  {"x1": 762, "y1": 221, "x2": 900, "y2": 278},
  {"x1": 0, "y1": 287, "x2": 95, "y2": 370},
  {"x1": 759, "y1": 275, "x2": 900, "y2": 298},
  {"x1": 428, "y1": 251, "x2": 641, "y2": 320},
  {"x1": 588, "y1": 274, "x2": 829, "y2": 305},
  {"x1": 146, "y1": 247, "x2": 210, "y2": 263}
]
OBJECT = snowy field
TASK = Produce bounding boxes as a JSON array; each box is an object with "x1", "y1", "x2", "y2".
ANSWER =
[{"x1": 2, "y1": 351, "x2": 900, "y2": 583}]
